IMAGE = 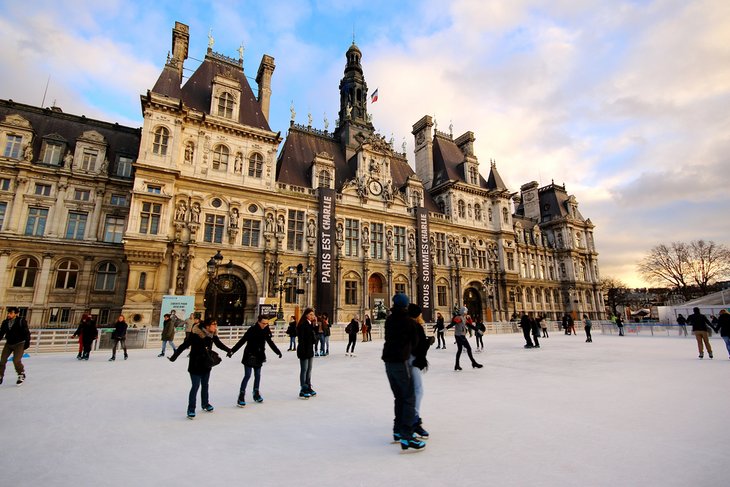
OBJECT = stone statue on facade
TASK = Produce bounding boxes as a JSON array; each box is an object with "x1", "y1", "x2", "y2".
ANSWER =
[
  {"x1": 307, "y1": 219, "x2": 316, "y2": 238},
  {"x1": 175, "y1": 200, "x2": 188, "y2": 221},
  {"x1": 191, "y1": 203, "x2": 201, "y2": 223}
]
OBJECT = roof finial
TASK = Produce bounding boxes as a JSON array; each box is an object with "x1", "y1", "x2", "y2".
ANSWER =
[
  {"x1": 237, "y1": 43, "x2": 245, "y2": 63},
  {"x1": 207, "y1": 28, "x2": 214, "y2": 50}
]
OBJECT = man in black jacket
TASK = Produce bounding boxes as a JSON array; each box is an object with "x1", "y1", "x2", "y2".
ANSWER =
[
  {"x1": 382, "y1": 293, "x2": 425, "y2": 451},
  {"x1": 0, "y1": 307, "x2": 31, "y2": 385}
]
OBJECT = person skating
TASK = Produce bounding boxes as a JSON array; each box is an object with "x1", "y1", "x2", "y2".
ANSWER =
[
  {"x1": 365, "y1": 314, "x2": 372, "y2": 341},
  {"x1": 321, "y1": 313, "x2": 331, "y2": 355},
  {"x1": 615, "y1": 315, "x2": 625, "y2": 336},
  {"x1": 474, "y1": 318, "x2": 486, "y2": 352},
  {"x1": 286, "y1": 315, "x2": 297, "y2": 351},
  {"x1": 519, "y1": 312, "x2": 535, "y2": 348},
  {"x1": 538, "y1": 314, "x2": 549, "y2": 338},
  {"x1": 676, "y1": 314, "x2": 688, "y2": 336},
  {"x1": 433, "y1": 312, "x2": 446, "y2": 349},
  {"x1": 296, "y1": 308, "x2": 317, "y2": 398},
  {"x1": 382, "y1": 293, "x2": 425, "y2": 451},
  {"x1": 530, "y1": 313, "x2": 541, "y2": 348},
  {"x1": 583, "y1": 314, "x2": 593, "y2": 342},
  {"x1": 345, "y1": 315, "x2": 360, "y2": 356},
  {"x1": 561, "y1": 313, "x2": 570, "y2": 335},
  {"x1": 716, "y1": 309, "x2": 730, "y2": 359},
  {"x1": 0, "y1": 307, "x2": 31, "y2": 385},
  {"x1": 686, "y1": 307, "x2": 713, "y2": 359},
  {"x1": 159, "y1": 313, "x2": 178, "y2": 357},
  {"x1": 408, "y1": 303, "x2": 434, "y2": 439},
  {"x1": 169, "y1": 319, "x2": 231, "y2": 418},
  {"x1": 109, "y1": 314, "x2": 129, "y2": 361},
  {"x1": 72, "y1": 314, "x2": 98, "y2": 360},
  {"x1": 228, "y1": 314, "x2": 282, "y2": 407},
  {"x1": 446, "y1": 307, "x2": 482, "y2": 370}
]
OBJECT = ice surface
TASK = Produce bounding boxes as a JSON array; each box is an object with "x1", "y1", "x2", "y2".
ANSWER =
[{"x1": 1, "y1": 332, "x2": 727, "y2": 486}]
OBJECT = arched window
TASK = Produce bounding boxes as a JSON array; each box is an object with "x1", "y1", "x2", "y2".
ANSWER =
[
  {"x1": 248, "y1": 153, "x2": 263, "y2": 178},
  {"x1": 474, "y1": 204, "x2": 481, "y2": 221},
  {"x1": 502, "y1": 207, "x2": 509, "y2": 224},
  {"x1": 55, "y1": 260, "x2": 79, "y2": 289},
  {"x1": 488, "y1": 207, "x2": 493, "y2": 222},
  {"x1": 469, "y1": 166, "x2": 479, "y2": 184},
  {"x1": 152, "y1": 127, "x2": 169, "y2": 156},
  {"x1": 95, "y1": 262, "x2": 117, "y2": 291},
  {"x1": 318, "y1": 170, "x2": 331, "y2": 188},
  {"x1": 138, "y1": 272, "x2": 147, "y2": 290},
  {"x1": 438, "y1": 200, "x2": 445, "y2": 213},
  {"x1": 458, "y1": 200, "x2": 466, "y2": 218},
  {"x1": 212, "y1": 145, "x2": 229, "y2": 171},
  {"x1": 217, "y1": 92, "x2": 234, "y2": 118},
  {"x1": 13, "y1": 257, "x2": 39, "y2": 288}
]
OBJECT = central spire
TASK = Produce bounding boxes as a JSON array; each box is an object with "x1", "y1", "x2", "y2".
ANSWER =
[{"x1": 336, "y1": 43, "x2": 373, "y2": 153}]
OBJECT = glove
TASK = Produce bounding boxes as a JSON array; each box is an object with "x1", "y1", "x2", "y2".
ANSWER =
[
  {"x1": 168, "y1": 356, "x2": 176, "y2": 362},
  {"x1": 277, "y1": 352, "x2": 282, "y2": 358}
]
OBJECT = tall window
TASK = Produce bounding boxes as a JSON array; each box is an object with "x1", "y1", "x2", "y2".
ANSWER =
[
  {"x1": 370, "y1": 222, "x2": 384, "y2": 259},
  {"x1": 395, "y1": 283, "x2": 406, "y2": 295},
  {"x1": 345, "y1": 219, "x2": 359, "y2": 257},
  {"x1": 460, "y1": 248, "x2": 470, "y2": 268},
  {"x1": 13, "y1": 257, "x2": 38, "y2": 287},
  {"x1": 212, "y1": 145, "x2": 229, "y2": 171},
  {"x1": 104, "y1": 216, "x2": 125, "y2": 243},
  {"x1": 248, "y1": 153, "x2": 263, "y2": 178},
  {"x1": 437, "y1": 285, "x2": 447, "y2": 307},
  {"x1": 287, "y1": 209, "x2": 305, "y2": 251},
  {"x1": 73, "y1": 189, "x2": 90, "y2": 201},
  {"x1": 0, "y1": 201, "x2": 6, "y2": 230},
  {"x1": 110, "y1": 194, "x2": 128, "y2": 206},
  {"x1": 35, "y1": 183, "x2": 51, "y2": 196},
  {"x1": 152, "y1": 127, "x2": 170, "y2": 156},
  {"x1": 318, "y1": 170, "x2": 331, "y2": 188},
  {"x1": 204, "y1": 214, "x2": 225, "y2": 243},
  {"x1": 3, "y1": 135, "x2": 22, "y2": 158},
  {"x1": 139, "y1": 202, "x2": 161, "y2": 234},
  {"x1": 507, "y1": 252, "x2": 515, "y2": 271},
  {"x1": 25, "y1": 207, "x2": 48, "y2": 236},
  {"x1": 217, "y1": 92, "x2": 234, "y2": 118},
  {"x1": 477, "y1": 249, "x2": 487, "y2": 269},
  {"x1": 345, "y1": 280, "x2": 358, "y2": 305},
  {"x1": 138, "y1": 272, "x2": 147, "y2": 290},
  {"x1": 488, "y1": 207, "x2": 493, "y2": 222},
  {"x1": 55, "y1": 260, "x2": 79, "y2": 289},
  {"x1": 393, "y1": 226, "x2": 406, "y2": 261},
  {"x1": 474, "y1": 204, "x2": 482, "y2": 221},
  {"x1": 502, "y1": 207, "x2": 509, "y2": 224},
  {"x1": 469, "y1": 166, "x2": 479, "y2": 184},
  {"x1": 81, "y1": 148, "x2": 98, "y2": 171},
  {"x1": 458, "y1": 200, "x2": 466, "y2": 218},
  {"x1": 435, "y1": 232, "x2": 446, "y2": 265},
  {"x1": 65, "y1": 211, "x2": 88, "y2": 240},
  {"x1": 241, "y1": 219, "x2": 260, "y2": 247},
  {"x1": 116, "y1": 156, "x2": 133, "y2": 177},
  {"x1": 95, "y1": 262, "x2": 117, "y2": 291},
  {"x1": 42, "y1": 141, "x2": 64, "y2": 165},
  {"x1": 0, "y1": 178, "x2": 10, "y2": 191}
]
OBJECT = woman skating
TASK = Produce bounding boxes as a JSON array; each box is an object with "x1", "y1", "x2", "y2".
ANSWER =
[
  {"x1": 446, "y1": 307, "x2": 482, "y2": 370},
  {"x1": 228, "y1": 314, "x2": 282, "y2": 407},
  {"x1": 169, "y1": 319, "x2": 231, "y2": 419},
  {"x1": 583, "y1": 315, "x2": 593, "y2": 342},
  {"x1": 433, "y1": 312, "x2": 446, "y2": 349},
  {"x1": 109, "y1": 314, "x2": 128, "y2": 361},
  {"x1": 296, "y1": 308, "x2": 317, "y2": 398},
  {"x1": 72, "y1": 314, "x2": 98, "y2": 360}
]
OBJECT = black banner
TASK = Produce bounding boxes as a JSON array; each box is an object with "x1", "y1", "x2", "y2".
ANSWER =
[
  {"x1": 415, "y1": 207, "x2": 433, "y2": 322},
  {"x1": 316, "y1": 187, "x2": 336, "y2": 321}
]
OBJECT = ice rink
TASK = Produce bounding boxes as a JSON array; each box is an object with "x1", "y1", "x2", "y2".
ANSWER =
[{"x1": 1, "y1": 330, "x2": 727, "y2": 486}]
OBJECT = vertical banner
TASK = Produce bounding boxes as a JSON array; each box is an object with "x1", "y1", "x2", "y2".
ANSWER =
[
  {"x1": 415, "y1": 207, "x2": 433, "y2": 322},
  {"x1": 317, "y1": 187, "x2": 336, "y2": 321}
]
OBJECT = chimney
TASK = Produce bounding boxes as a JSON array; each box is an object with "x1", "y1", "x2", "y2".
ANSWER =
[
  {"x1": 412, "y1": 115, "x2": 434, "y2": 189},
  {"x1": 171, "y1": 22, "x2": 189, "y2": 76},
  {"x1": 520, "y1": 181, "x2": 540, "y2": 220},
  {"x1": 256, "y1": 54, "x2": 276, "y2": 122}
]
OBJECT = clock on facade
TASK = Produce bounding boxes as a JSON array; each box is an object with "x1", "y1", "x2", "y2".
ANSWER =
[{"x1": 368, "y1": 179, "x2": 383, "y2": 196}]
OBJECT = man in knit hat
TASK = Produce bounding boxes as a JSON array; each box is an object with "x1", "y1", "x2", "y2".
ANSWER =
[{"x1": 382, "y1": 293, "x2": 425, "y2": 451}]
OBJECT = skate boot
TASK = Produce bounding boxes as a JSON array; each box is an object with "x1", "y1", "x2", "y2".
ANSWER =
[
  {"x1": 400, "y1": 438, "x2": 426, "y2": 451},
  {"x1": 124, "y1": 353, "x2": 128, "y2": 360},
  {"x1": 187, "y1": 410, "x2": 196, "y2": 419},
  {"x1": 0, "y1": 376, "x2": 3, "y2": 385},
  {"x1": 413, "y1": 423, "x2": 430, "y2": 438},
  {"x1": 109, "y1": 356, "x2": 115, "y2": 361},
  {"x1": 308, "y1": 388, "x2": 317, "y2": 397},
  {"x1": 237, "y1": 392, "x2": 246, "y2": 407},
  {"x1": 299, "y1": 390, "x2": 311, "y2": 399},
  {"x1": 203, "y1": 404, "x2": 215, "y2": 412},
  {"x1": 16, "y1": 373, "x2": 25, "y2": 385},
  {"x1": 253, "y1": 390, "x2": 263, "y2": 403}
]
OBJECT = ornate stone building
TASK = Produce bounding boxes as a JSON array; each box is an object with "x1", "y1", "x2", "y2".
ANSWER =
[
  {"x1": 0, "y1": 99, "x2": 139, "y2": 326},
  {"x1": 0, "y1": 21, "x2": 603, "y2": 327}
]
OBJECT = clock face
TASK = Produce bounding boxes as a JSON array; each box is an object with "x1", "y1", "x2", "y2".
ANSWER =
[{"x1": 368, "y1": 179, "x2": 382, "y2": 196}]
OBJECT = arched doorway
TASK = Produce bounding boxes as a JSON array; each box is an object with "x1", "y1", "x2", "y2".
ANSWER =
[
  {"x1": 368, "y1": 273, "x2": 387, "y2": 320},
  {"x1": 463, "y1": 287, "x2": 483, "y2": 322},
  {"x1": 204, "y1": 274, "x2": 247, "y2": 325}
]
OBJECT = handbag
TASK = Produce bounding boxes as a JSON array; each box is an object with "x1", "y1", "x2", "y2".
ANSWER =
[{"x1": 206, "y1": 348, "x2": 222, "y2": 367}]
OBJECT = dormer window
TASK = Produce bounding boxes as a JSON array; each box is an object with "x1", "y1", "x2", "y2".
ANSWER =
[
  {"x1": 3, "y1": 134, "x2": 23, "y2": 159},
  {"x1": 41, "y1": 140, "x2": 65, "y2": 165},
  {"x1": 248, "y1": 153, "x2": 263, "y2": 178},
  {"x1": 212, "y1": 145, "x2": 229, "y2": 171},
  {"x1": 458, "y1": 200, "x2": 466, "y2": 218},
  {"x1": 318, "y1": 170, "x2": 331, "y2": 188},
  {"x1": 152, "y1": 127, "x2": 169, "y2": 156},
  {"x1": 116, "y1": 155, "x2": 133, "y2": 177},
  {"x1": 81, "y1": 148, "x2": 98, "y2": 171},
  {"x1": 217, "y1": 92, "x2": 235, "y2": 118},
  {"x1": 469, "y1": 166, "x2": 479, "y2": 184},
  {"x1": 502, "y1": 207, "x2": 509, "y2": 224}
]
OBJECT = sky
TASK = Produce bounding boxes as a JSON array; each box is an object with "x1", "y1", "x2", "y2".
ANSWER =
[
  {"x1": 1, "y1": 331, "x2": 728, "y2": 486},
  {"x1": 1, "y1": 0, "x2": 729, "y2": 288}
]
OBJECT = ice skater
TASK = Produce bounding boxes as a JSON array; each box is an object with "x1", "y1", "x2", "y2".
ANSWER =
[
  {"x1": 159, "y1": 313, "x2": 178, "y2": 357},
  {"x1": 716, "y1": 309, "x2": 730, "y2": 359},
  {"x1": 296, "y1": 308, "x2": 317, "y2": 398},
  {"x1": 345, "y1": 315, "x2": 360, "y2": 356},
  {"x1": 447, "y1": 307, "x2": 482, "y2": 370},
  {"x1": 228, "y1": 314, "x2": 282, "y2": 407},
  {"x1": 519, "y1": 312, "x2": 535, "y2": 348},
  {"x1": 539, "y1": 314, "x2": 549, "y2": 338},
  {"x1": 72, "y1": 314, "x2": 98, "y2": 360},
  {"x1": 474, "y1": 318, "x2": 486, "y2": 351},
  {"x1": 169, "y1": 319, "x2": 231, "y2": 419},
  {"x1": 286, "y1": 315, "x2": 297, "y2": 351},
  {"x1": 583, "y1": 314, "x2": 593, "y2": 343},
  {"x1": 686, "y1": 307, "x2": 713, "y2": 359},
  {"x1": 615, "y1": 315, "x2": 624, "y2": 336},
  {"x1": 433, "y1": 312, "x2": 446, "y2": 349},
  {"x1": 676, "y1": 314, "x2": 688, "y2": 336},
  {"x1": 0, "y1": 307, "x2": 31, "y2": 385},
  {"x1": 408, "y1": 303, "x2": 434, "y2": 439},
  {"x1": 109, "y1": 314, "x2": 128, "y2": 361}
]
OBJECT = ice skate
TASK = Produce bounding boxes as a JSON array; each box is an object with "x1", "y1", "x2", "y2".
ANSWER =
[
  {"x1": 187, "y1": 411, "x2": 195, "y2": 419},
  {"x1": 253, "y1": 390, "x2": 263, "y2": 403},
  {"x1": 203, "y1": 404, "x2": 214, "y2": 412},
  {"x1": 400, "y1": 438, "x2": 426, "y2": 452},
  {"x1": 16, "y1": 373, "x2": 25, "y2": 385}
]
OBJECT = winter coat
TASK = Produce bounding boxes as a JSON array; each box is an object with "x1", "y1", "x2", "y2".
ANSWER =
[
  {"x1": 687, "y1": 312, "x2": 711, "y2": 333},
  {"x1": 446, "y1": 315, "x2": 470, "y2": 336},
  {"x1": 169, "y1": 324, "x2": 230, "y2": 375},
  {"x1": 286, "y1": 321, "x2": 297, "y2": 337},
  {"x1": 0, "y1": 316, "x2": 31, "y2": 348},
  {"x1": 717, "y1": 313, "x2": 730, "y2": 337},
  {"x1": 229, "y1": 324, "x2": 281, "y2": 368},
  {"x1": 382, "y1": 307, "x2": 419, "y2": 363},
  {"x1": 346, "y1": 319, "x2": 360, "y2": 336},
  {"x1": 112, "y1": 321, "x2": 128, "y2": 339},
  {"x1": 161, "y1": 318, "x2": 176, "y2": 341},
  {"x1": 296, "y1": 319, "x2": 316, "y2": 359},
  {"x1": 519, "y1": 315, "x2": 533, "y2": 330},
  {"x1": 322, "y1": 320, "x2": 331, "y2": 337},
  {"x1": 411, "y1": 322, "x2": 433, "y2": 370},
  {"x1": 433, "y1": 316, "x2": 445, "y2": 333},
  {"x1": 73, "y1": 320, "x2": 98, "y2": 345}
]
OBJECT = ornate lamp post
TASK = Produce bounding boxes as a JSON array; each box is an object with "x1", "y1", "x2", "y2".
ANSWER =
[
  {"x1": 482, "y1": 276, "x2": 495, "y2": 322},
  {"x1": 206, "y1": 250, "x2": 232, "y2": 322}
]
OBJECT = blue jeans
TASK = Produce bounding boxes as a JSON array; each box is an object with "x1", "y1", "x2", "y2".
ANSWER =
[
  {"x1": 408, "y1": 355, "x2": 423, "y2": 420},
  {"x1": 161, "y1": 340, "x2": 177, "y2": 354},
  {"x1": 384, "y1": 361, "x2": 416, "y2": 438},
  {"x1": 240, "y1": 365, "x2": 261, "y2": 394},
  {"x1": 299, "y1": 358, "x2": 313, "y2": 391},
  {"x1": 322, "y1": 335, "x2": 328, "y2": 354},
  {"x1": 289, "y1": 336, "x2": 296, "y2": 350},
  {"x1": 722, "y1": 336, "x2": 730, "y2": 357},
  {"x1": 188, "y1": 370, "x2": 211, "y2": 412}
]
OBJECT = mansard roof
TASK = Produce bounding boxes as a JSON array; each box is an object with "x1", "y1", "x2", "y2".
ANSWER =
[
  {"x1": 486, "y1": 162, "x2": 508, "y2": 191},
  {"x1": 432, "y1": 133, "x2": 488, "y2": 189},
  {"x1": 513, "y1": 181, "x2": 586, "y2": 223},
  {"x1": 0, "y1": 99, "x2": 141, "y2": 164},
  {"x1": 151, "y1": 64, "x2": 182, "y2": 99}
]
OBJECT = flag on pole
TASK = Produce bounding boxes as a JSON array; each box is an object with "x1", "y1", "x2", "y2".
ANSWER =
[{"x1": 370, "y1": 88, "x2": 379, "y2": 103}]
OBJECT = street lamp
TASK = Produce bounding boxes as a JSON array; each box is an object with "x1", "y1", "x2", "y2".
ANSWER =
[
  {"x1": 482, "y1": 276, "x2": 495, "y2": 322},
  {"x1": 206, "y1": 250, "x2": 232, "y2": 322}
]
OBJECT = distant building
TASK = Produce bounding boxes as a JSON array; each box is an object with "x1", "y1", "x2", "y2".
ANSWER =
[{"x1": 0, "y1": 21, "x2": 603, "y2": 327}]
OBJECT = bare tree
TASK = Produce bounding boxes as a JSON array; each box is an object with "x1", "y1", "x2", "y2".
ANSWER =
[
  {"x1": 637, "y1": 242, "x2": 692, "y2": 299},
  {"x1": 688, "y1": 240, "x2": 730, "y2": 295},
  {"x1": 637, "y1": 240, "x2": 730, "y2": 300},
  {"x1": 600, "y1": 276, "x2": 629, "y2": 317}
]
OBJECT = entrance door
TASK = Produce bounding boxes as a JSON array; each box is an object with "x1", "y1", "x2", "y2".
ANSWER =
[
  {"x1": 463, "y1": 287, "x2": 483, "y2": 321},
  {"x1": 204, "y1": 274, "x2": 247, "y2": 325}
]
